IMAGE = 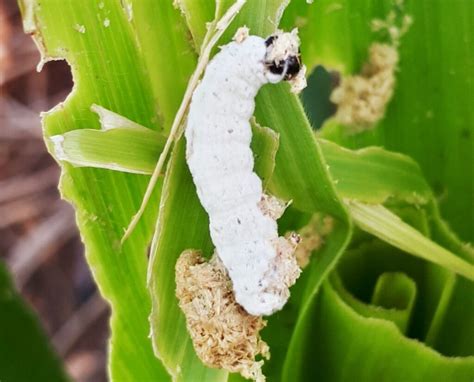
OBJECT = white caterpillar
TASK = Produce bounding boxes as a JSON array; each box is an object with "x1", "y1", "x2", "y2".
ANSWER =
[{"x1": 185, "y1": 28, "x2": 306, "y2": 316}]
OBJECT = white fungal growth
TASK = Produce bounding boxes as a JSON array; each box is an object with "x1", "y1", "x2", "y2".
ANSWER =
[{"x1": 185, "y1": 29, "x2": 305, "y2": 316}]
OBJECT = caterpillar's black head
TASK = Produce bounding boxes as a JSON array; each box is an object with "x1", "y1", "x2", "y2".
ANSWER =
[
  {"x1": 266, "y1": 53, "x2": 302, "y2": 80},
  {"x1": 264, "y1": 32, "x2": 303, "y2": 83}
]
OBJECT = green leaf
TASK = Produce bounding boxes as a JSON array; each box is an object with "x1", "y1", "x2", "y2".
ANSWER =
[
  {"x1": 0, "y1": 261, "x2": 68, "y2": 382},
  {"x1": 49, "y1": 119, "x2": 277, "y2": 186},
  {"x1": 281, "y1": 1, "x2": 474, "y2": 378},
  {"x1": 282, "y1": 0, "x2": 391, "y2": 74},
  {"x1": 54, "y1": 109, "x2": 471, "y2": 285},
  {"x1": 331, "y1": 269, "x2": 417, "y2": 333},
  {"x1": 173, "y1": 0, "x2": 216, "y2": 49},
  {"x1": 426, "y1": 276, "x2": 474, "y2": 357},
  {"x1": 216, "y1": 0, "x2": 290, "y2": 38},
  {"x1": 424, "y1": 202, "x2": 474, "y2": 357},
  {"x1": 50, "y1": 120, "x2": 435, "y2": 209},
  {"x1": 21, "y1": 0, "x2": 473, "y2": 380},
  {"x1": 17, "y1": 0, "x2": 197, "y2": 379},
  {"x1": 54, "y1": 103, "x2": 470, "y2": 286},
  {"x1": 148, "y1": 138, "x2": 224, "y2": 381},
  {"x1": 122, "y1": 0, "x2": 197, "y2": 130},
  {"x1": 296, "y1": 278, "x2": 474, "y2": 381},
  {"x1": 347, "y1": 201, "x2": 474, "y2": 281},
  {"x1": 370, "y1": 272, "x2": 417, "y2": 331},
  {"x1": 337, "y1": 237, "x2": 451, "y2": 341},
  {"x1": 284, "y1": 0, "x2": 474, "y2": 242},
  {"x1": 319, "y1": 137, "x2": 431, "y2": 204},
  {"x1": 323, "y1": 230, "x2": 474, "y2": 378},
  {"x1": 49, "y1": 103, "x2": 470, "y2": 283},
  {"x1": 49, "y1": 105, "x2": 167, "y2": 174},
  {"x1": 145, "y1": 2, "x2": 276, "y2": 380},
  {"x1": 312, "y1": 231, "x2": 474, "y2": 379},
  {"x1": 250, "y1": 120, "x2": 280, "y2": 188},
  {"x1": 148, "y1": 1, "x2": 352, "y2": 380}
]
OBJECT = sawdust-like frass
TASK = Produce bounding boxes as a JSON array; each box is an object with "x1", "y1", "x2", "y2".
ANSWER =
[
  {"x1": 330, "y1": 6, "x2": 413, "y2": 132},
  {"x1": 176, "y1": 251, "x2": 270, "y2": 381}
]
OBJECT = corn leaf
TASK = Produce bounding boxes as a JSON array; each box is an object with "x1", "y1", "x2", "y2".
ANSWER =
[
  {"x1": 337, "y1": 270, "x2": 418, "y2": 333},
  {"x1": 121, "y1": 0, "x2": 197, "y2": 130},
  {"x1": 148, "y1": 137, "x2": 225, "y2": 381},
  {"x1": 49, "y1": 116, "x2": 474, "y2": 281},
  {"x1": 347, "y1": 201, "x2": 474, "y2": 282},
  {"x1": 50, "y1": 127, "x2": 432, "y2": 207},
  {"x1": 296, "y1": 277, "x2": 474, "y2": 381},
  {"x1": 20, "y1": 0, "x2": 474, "y2": 380},
  {"x1": 281, "y1": 0, "x2": 474, "y2": 379},
  {"x1": 42, "y1": 87, "x2": 473, "y2": 380},
  {"x1": 17, "y1": 0, "x2": 197, "y2": 379},
  {"x1": 319, "y1": 138, "x2": 431, "y2": 205},
  {"x1": 146, "y1": 1, "x2": 349, "y2": 378},
  {"x1": 0, "y1": 261, "x2": 68, "y2": 382},
  {"x1": 283, "y1": 0, "x2": 474, "y2": 243},
  {"x1": 156, "y1": 2, "x2": 352, "y2": 380},
  {"x1": 48, "y1": 105, "x2": 167, "y2": 174}
]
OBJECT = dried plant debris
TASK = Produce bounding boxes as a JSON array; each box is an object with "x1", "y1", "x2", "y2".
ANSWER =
[
  {"x1": 330, "y1": 1, "x2": 412, "y2": 132},
  {"x1": 371, "y1": 1, "x2": 413, "y2": 48},
  {"x1": 176, "y1": 250, "x2": 270, "y2": 381},
  {"x1": 330, "y1": 43, "x2": 399, "y2": 130},
  {"x1": 233, "y1": 25, "x2": 250, "y2": 43},
  {"x1": 270, "y1": 234, "x2": 301, "y2": 285},
  {"x1": 258, "y1": 193, "x2": 288, "y2": 221},
  {"x1": 292, "y1": 214, "x2": 335, "y2": 269}
]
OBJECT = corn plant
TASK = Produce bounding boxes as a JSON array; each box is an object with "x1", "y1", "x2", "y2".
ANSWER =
[
  {"x1": 0, "y1": 261, "x2": 68, "y2": 381},
  {"x1": 16, "y1": 0, "x2": 473, "y2": 381}
]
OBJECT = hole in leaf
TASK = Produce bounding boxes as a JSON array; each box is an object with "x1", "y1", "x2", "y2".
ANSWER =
[{"x1": 300, "y1": 65, "x2": 338, "y2": 130}]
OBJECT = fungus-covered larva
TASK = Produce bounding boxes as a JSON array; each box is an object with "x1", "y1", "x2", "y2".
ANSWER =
[{"x1": 185, "y1": 28, "x2": 306, "y2": 316}]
